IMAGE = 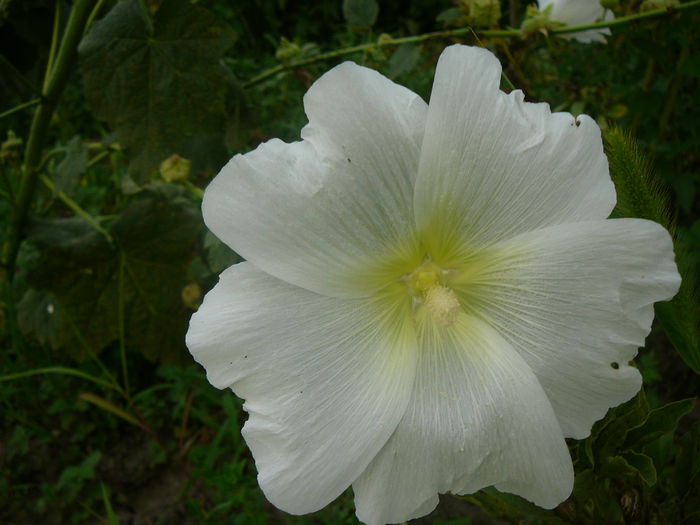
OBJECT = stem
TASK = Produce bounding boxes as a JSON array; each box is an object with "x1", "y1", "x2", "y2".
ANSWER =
[
  {"x1": 509, "y1": 0, "x2": 521, "y2": 28},
  {"x1": 118, "y1": 251, "x2": 130, "y2": 398},
  {"x1": 0, "y1": 98, "x2": 42, "y2": 121},
  {"x1": 44, "y1": 0, "x2": 62, "y2": 92},
  {"x1": 0, "y1": 366, "x2": 122, "y2": 393},
  {"x1": 1, "y1": 0, "x2": 96, "y2": 284},
  {"x1": 84, "y1": 0, "x2": 107, "y2": 35},
  {"x1": 243, "y1": 0, "x2": 700, "y2": 88},
  {"x1": 552, "y1": 1, "x2": 700, "y2": 36},
  {"x1": 39, "y1": 174, "x2": 114, "y2": 244}
]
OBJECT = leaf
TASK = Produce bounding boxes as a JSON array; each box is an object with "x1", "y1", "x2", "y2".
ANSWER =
[
  {"x1": 624, "y1": 398, "x2": 696, "y2": 450},
  {"x1": 203, "y1": 231, "x2": 238, "y2": 273},
  {"x1": 54, "y1": 135, "x2": 87, "y2": 195},
  {"x1": 79, "y1": 392, "x2": 143, "y2": 428},
  {"x1": 101, "y1": 483, "x2": 119, "y2": 525},
  {"x1": 55, "y1": 451, "x2": 102, "y2": 493},
  {"x1": 675, "y1": 423, "x2": 700, "y2": 498},
  {"x1": 23, "y1": 184, "x2": 201, "y2": 362},
  {"x1": 655, "y1": 232, "x2": 700, "y2": 374},
  {"x1": 464, "y1": 487, "x2": 564, "y2": 523},
  {"x1": 17, "y1": 289, "x2": 66, "y2": 349},
  {"x1": 436, "y1": 7, "x2": 468, "y2": 27},
  {"x1": 621, "y1": 451, "x2": 657, "y2": 486},
  {"x1": 79, "y1": 0, "x2": 236, "y2": 180},
  {"x1": 387, "y1": 44, "x2": 421, "y2": 78},
  {"x1": 342, "y1": 0, "x2": 378, "y2": 27},
  {"x1": 593, "y1": 390, "x2": 649, "y2": 462}
]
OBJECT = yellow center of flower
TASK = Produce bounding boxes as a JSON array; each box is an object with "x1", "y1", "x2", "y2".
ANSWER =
[{"x1": 405, "y1": 261, "x2": 461, "y2": 327}]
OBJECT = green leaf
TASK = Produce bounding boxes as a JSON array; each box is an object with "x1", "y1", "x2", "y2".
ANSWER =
[
  {"x1": 55, "y1": 451, "x2": 102, "y2": 494},
  {"x1": 17, "y1": 289, "x2": 66, "y2": 349},
  {"x1": 101, "y1": 483, "x2": 119, "y2": 525},
  {"x1": 436, "y1": 7, "x2": 468, "y2": 27},
  {"x1": 655, "y1": 232, "x2": 700, "y2": 374},
  {"x1": 621, "y1": 451, "x2": 657, "y2": 486},
  {"x1": 624, "y1": 398, "x2": 696, "y2": 449},
  {"x1": 464, "y1": 487, "x2": 564, "y2": 523},
  {"x1": 387, "y1": 44, "x2": 421, "y2": 78},
  {"x1": 23, "y1": 184, "x2": 201, "y2": 362},
  {"x1": 203, "y1": 231, "x2": 238, "y2": 274},
  {"x1": 79, "y1": 0, "x2": 236, "y2": 180},
  {"x1": 343, "y1": 0, "x2": 379, "y2": 27},
  {"x1": 593, "y1": 390, "x2": 649, "y2": 462},
  {"x1": 54, "y1": 135, "x2": 87, "y2": 195},
  {"x1": 675, "y1": 423, "x2": 700, "y2": 498}
]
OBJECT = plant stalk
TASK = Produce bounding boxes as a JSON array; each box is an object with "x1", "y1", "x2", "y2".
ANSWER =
[
  {"x1": 243, "y1": 0, "x2": 700, "y2": 88},
  {"x1": 1, "y1": 0, "x2": 96, "y2": 284}
]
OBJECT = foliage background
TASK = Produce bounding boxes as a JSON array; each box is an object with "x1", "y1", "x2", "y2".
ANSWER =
[{"x1": 1, "y1": 0, "x2": 699, "y2": 523}]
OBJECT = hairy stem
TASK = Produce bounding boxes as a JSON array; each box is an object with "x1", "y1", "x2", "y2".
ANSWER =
[
  {"x1": 1, "y1": 0, "x2": 95, "y2": 283},
  {"x1": 244, "y1": 0, "x2": 700, "y2": 88}
]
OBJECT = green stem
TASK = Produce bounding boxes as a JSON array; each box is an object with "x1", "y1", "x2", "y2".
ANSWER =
[
  {"x1": 509, "y1": 0, "x2": 521, "y2": 28},
  {"x1": 84, "y1": 0, "x2": 107, "y2": 36},
  {"x1": 552, "y1": 0, "x2": 700, "y2": 36},
  {"x1": 0, "y1": 98, "x2": 42, "y2": 121},
  {"x1": 44, "y1": 0, "x2": 62, "y2": 92},
  {"x1": 86, "y1": 148, "x2": 111, "y2": 168},
  {"x1": 39, "y1": 174, "x2": 114, "y2": 243},
  {"x1": 243, "y1": 0, "x2": 700, "y2": 88},
  {"x1": 0, "y1": 366, "x2": 122, "y2": 394},
  {"x1": 118, "y1": 251, "x2": 130, "y2": 399},
  {"x1": 1, "y1": 0, "x2": 96, "y2": 284}
]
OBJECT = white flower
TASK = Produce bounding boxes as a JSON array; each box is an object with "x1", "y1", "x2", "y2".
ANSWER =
[
  {"x1": 538, "y1": 0, "x2": 614, "y2": 43},
  {"x1": 186, "y1": 45, "x2": 680, "y2": 525}
]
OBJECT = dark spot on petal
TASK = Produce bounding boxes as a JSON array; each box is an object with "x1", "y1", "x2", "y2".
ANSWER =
[
  {"x1": 347, "y1": 158, "x2": 351, "y2": 163},
  {"x1": 611, "y1": 362, "x2": 619, "y2": 369},
  {"x1": 575, "y1": 119, "x2": 582, "y2": 127},
  {"x1": 244, "y1": 355, "x2": 248, "y2": 358}
]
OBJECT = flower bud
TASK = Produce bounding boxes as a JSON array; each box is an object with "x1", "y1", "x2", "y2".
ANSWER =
[
  {"x1": 275, "y1": 37, "x2": 301, "y2": 63},
  {"x1": 468, "y1": 0, "x2": 501, "y2": 27},
  {"x1": 182, "y1": 283, "x2": 202, "y2": 309},
  {"x1": 159, "y1": 154, "x2": 191, "y2": 183}
]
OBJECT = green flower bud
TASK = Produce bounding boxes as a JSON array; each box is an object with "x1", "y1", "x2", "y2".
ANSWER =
[
  {"x1": 468, "y1": 0, "x2": 501, "y2": 27},
  {"x1": 521, "y1": 5, "x2": 560, "y2": 36},
  {"x1": 182, "y1": 282, "x2": 202, "y2": 309},
  {"x1": 1, "y1": 130, "x2": 23, "y2": 164},
  {"x1": 159, "y1": 154, "x2": 191, "y2": 183},
  {"x1": 275, "y1": 37, "x2": 302, "y2": 63},
  {"x1": 377, "y1": 33, "x2": 394, "y2": 46}
]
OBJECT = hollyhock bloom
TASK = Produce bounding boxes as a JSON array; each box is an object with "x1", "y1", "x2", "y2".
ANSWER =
[
  {"x1": 186, "y1": 45, "x2": 679, "y2": 525},
  {"x1": 538, "y1": 0, "x2": 614, "y2": 43}
]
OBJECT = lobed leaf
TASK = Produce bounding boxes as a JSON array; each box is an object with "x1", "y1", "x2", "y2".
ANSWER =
[
  {"x1": 78, "y1": 0, "x2": 236, "y2": 180},
  {"x1": 623, "y1": 398, "x2": 696, "y2": 450},
  {"x1": 19, "y1": 184, "x2": 201, "y2": 362}
]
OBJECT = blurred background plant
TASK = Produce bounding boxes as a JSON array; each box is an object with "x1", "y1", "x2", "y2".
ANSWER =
[{"x1": 1, "y1": 0, "x2": 699, "y2": 523}]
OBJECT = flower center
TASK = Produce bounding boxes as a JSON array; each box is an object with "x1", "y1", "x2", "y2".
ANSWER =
[{"x1": 405, "y1": 261, "x2": 461, "y2": 327}]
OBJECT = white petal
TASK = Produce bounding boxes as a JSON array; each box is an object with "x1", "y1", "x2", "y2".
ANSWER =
[
  {"x1": 539, "y1": 0, "x2": 612, "y2": 43},
  {"x1": 353, "y1": 314, "x2": 573, "y2": 525},
  {"x1": 203, "y1": 62, "x2": 427, "y2": 298},
  {"x1": 454, "y1": 219, "x2": 681, "y2": 439},
  {"x1": 413, "y1": 45, "x2": 615, "y2": 265},
  {"x1": 186, "y1": 263, "x2": 417, "y2": 514}
]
